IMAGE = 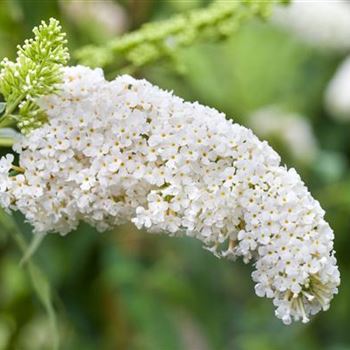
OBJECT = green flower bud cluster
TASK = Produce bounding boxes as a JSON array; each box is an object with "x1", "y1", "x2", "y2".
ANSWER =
[
  {"x1": 75, "y1": 0, "x2": 288, "y2": 71},
  {"x1": 0, "y1": 18, "x2": 69, "y2": 134}
]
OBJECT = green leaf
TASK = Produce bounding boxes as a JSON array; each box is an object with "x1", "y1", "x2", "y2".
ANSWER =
[
  {"x1": 20, "y1": 232, "x2": 46, "y2": 267},
  {"x1": 0, "y1": 209, "x2": 60, "y2": 350},
  {"x1": 27, "y1": 262, "x2": 59, "y2": 350},
  {"x1": 0, "y1": 102, "x2": 6, "y2": 115}
]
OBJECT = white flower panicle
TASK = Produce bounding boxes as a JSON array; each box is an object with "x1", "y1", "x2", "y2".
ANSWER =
[
  {"x1": 325, "y1": 55, "x2": 350, "y2": 121},
  {"x1": 272, "y1": 0, "x2": 350, "y2": 52},
  {"x1": 0, "y1": 66, "x2": 340, "y2": 324}
]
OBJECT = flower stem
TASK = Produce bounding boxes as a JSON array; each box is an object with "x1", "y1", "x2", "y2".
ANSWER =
[
  {"x1": 11, "y1": 165, "x2": 25, "y2": 173},
  {"x1": 0, "y1": 137, "x2": 14, "y2": 147}
]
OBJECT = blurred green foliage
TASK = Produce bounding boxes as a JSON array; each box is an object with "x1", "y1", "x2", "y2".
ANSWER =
[
  {"x1": 1, "y1": 1, "x2": 350, "y2": 349},
  {"x1": 74, "y1": 0, "x2": 282, "y2": 71}
]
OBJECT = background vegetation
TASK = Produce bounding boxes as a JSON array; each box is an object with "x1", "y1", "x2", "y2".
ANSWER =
[{"x1": 0, "y1": 1, "x2": 349, "y2": 349}]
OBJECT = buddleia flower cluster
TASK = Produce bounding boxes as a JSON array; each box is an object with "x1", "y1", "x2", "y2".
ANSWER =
[
  {"x1": 0, "y1": 18, "x2": 69, "y2": 133},
  {"x1": 0, "y1": 65, "x2": 340, "y2": 324}
]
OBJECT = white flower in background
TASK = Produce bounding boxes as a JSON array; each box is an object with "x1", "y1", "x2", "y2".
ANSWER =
[
  {"x1": 272, "y1": 0, "x2": 350, "y2": 52},
  {"x1": 325, "y1": 55, "x2": 350, "y2": 121},
  {"x1": 60, "y1": 0, "x2": 128, "y2": 36},
  {"x1": 0, "y1": 66, "x2": 340, "y2": 324},
  {"x1": 248, "y1": 106, "x2": 318, "y2": 163}
]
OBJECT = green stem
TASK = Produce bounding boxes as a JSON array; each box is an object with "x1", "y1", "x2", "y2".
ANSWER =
[
  {"x1": 0, "y1": 117, "x2": 16, "y2": 128},
  {"x1": 0, "y1": 137, "x2": 14, "y2": 147},
  {"x1": 11, "y1": 165, "x2": 25, "y2": 173},
  {"x1": 0, "y1": 95, "x2": 24, "y2": 128},
  {"x1": 4, "y1": 96, "x2": 22, "y2": 116}
]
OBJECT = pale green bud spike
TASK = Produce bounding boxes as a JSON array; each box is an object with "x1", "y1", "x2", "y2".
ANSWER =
[{"x1": 0, "y1": 18, "x2": 69, "y2": 134}]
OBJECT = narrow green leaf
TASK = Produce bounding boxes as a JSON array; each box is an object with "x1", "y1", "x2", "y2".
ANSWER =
[
  {"x1": 27, "y1": 263, "x2": 59, "y2": 350},
  {"x1": 0, "y1": 209, "x2": 60, "y2": 350},
  {"x1": 0, "y1": 101, "x2": 6, "y2": 115},
  {"x1": 20, "y1": 232, "x2": 46, "y2": 266}
]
